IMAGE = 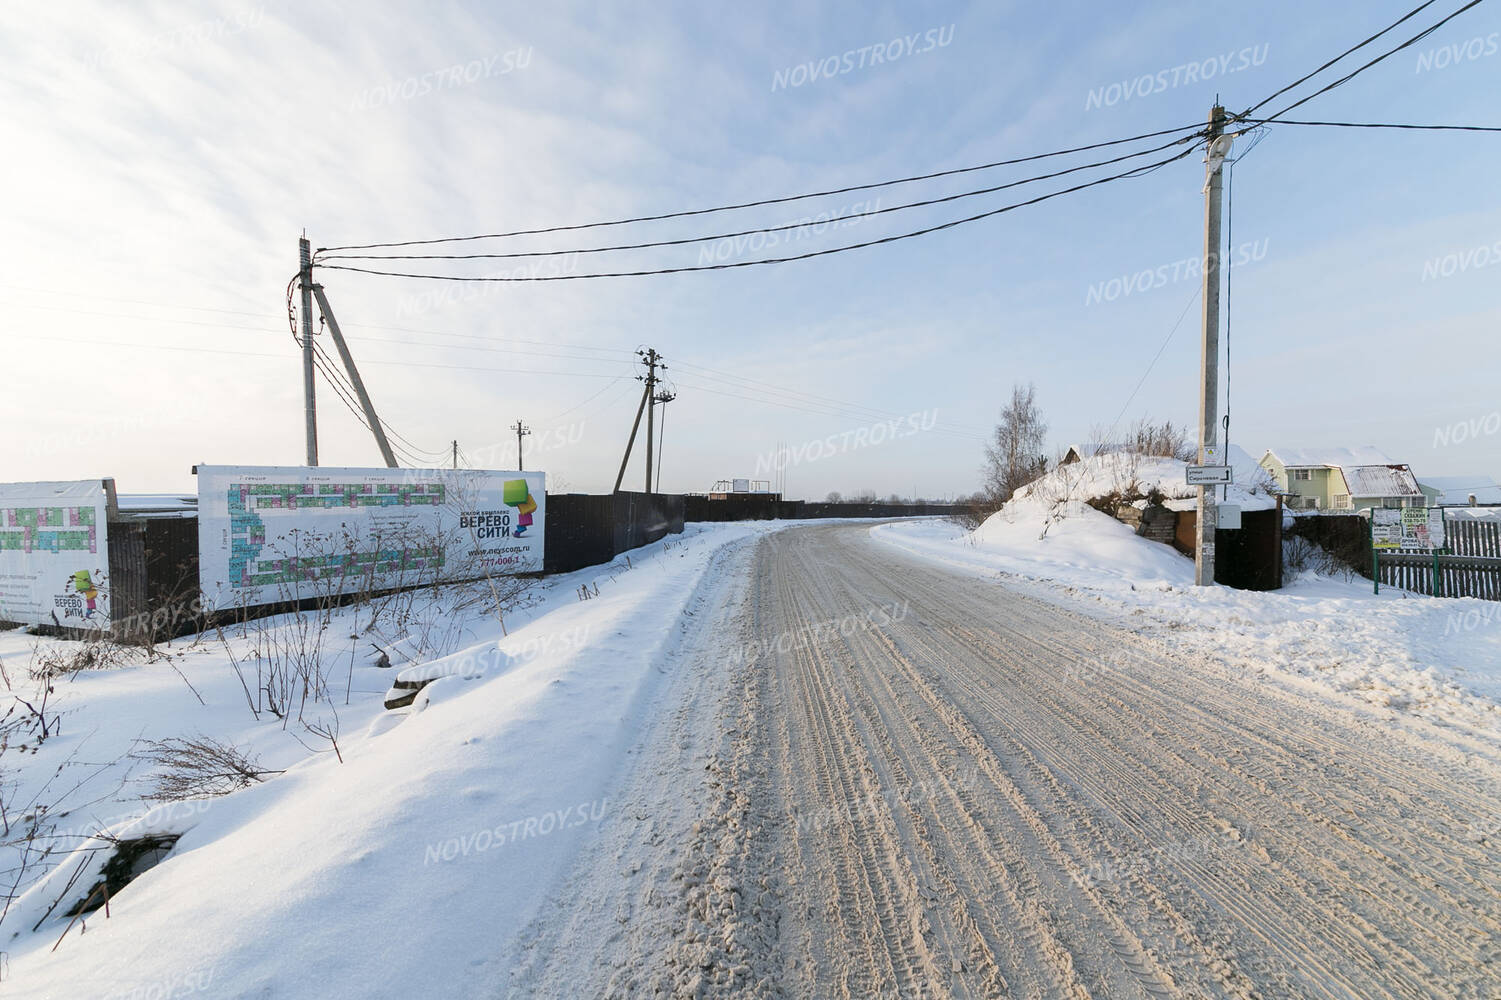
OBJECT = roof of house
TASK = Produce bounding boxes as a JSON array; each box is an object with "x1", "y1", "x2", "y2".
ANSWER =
[
  {"x1": 1262, "y1": 446, "x2": 1422, "y2": 498},
  {"x1": 1265, "y1": 445, "x2": 1395, "y2": 468},
  {"x1": 1419, "y1": 475, "x2": 1501, "y2": 506},
  {"x1": 1343, "y1": 465, "x2": 1423, "y2": 498}
]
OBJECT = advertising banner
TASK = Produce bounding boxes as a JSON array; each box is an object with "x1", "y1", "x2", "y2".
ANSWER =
[
  {"x1": 196, "y1": 465, "x2": 545, "y2": 611},
  {"x1": 0, "y1": 480, "x2": 112, "y2": 628},
  {"x1": 1371, "y1": 506, "x2": 1446, "y2": 550}
]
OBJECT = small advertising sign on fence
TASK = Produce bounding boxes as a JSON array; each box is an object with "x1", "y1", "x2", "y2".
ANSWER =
[{"x1": 1371, "y1": 507, "x2": 1446, "y2": 551}]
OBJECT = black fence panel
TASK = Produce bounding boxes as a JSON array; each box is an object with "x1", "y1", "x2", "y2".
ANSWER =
[
  {"x1": 612, "y1": 492, "x2": 685, "y2": 552},
  {"x1": 1213, "y1": 508, "x2": 1282, "y2": 591},
  {"x1": 544, "y1": 493, "x2": 616, "y2": 574}
]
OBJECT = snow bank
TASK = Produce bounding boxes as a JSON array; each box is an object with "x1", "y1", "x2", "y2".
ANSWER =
[{"x1": 0, "y1": 521, "x2": 786, "y2": 999}]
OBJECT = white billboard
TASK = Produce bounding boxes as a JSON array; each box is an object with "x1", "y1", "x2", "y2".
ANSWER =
[
  {"x1": 196, "y1": 466, "x2": 545, "y2": 611},
  {"x1": 0, "y1": 480, "x2": 112, "y2": 628}
]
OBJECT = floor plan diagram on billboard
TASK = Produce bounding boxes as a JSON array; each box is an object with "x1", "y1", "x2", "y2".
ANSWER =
[
  {"x1": 197, "y1": 466, "x2": 545, "y2": 609},
  {"x1": 224, "y1": 480, "x2": 448, "y2": 592}
]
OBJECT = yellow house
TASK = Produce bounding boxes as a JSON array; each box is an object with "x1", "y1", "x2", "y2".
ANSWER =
[{"x1": 1259, "y1": 447, "x2": 1425, "y2": 512}]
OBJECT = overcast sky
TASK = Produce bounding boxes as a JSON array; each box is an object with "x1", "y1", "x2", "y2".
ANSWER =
[{"x1": 3, "y1": 1, "x2": 1498, "y2": 499}]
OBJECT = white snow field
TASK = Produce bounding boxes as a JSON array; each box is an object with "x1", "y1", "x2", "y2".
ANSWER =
[{"x1": 0, "y1": 521, "x2": 790, "y2": 999}]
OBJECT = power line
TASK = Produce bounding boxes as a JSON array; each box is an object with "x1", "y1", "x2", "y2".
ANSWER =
[
  {"x1": 316, "y1": 122, "x2": 1208, "y2": 254},
  {"x1": 315, "y1": 145, "x2": 1204, "y2": 284},
  {"x1": 318, "y1": 134, "x2": 1199, "y2": 263},
  {"x1": 1239, "y1": 0, "x2": 1444, "y2": 119},
  {"x1": 311, "y1": 346, "x2": 438, "y2": 464},
  {"x1": 1240, "y1": 119, "x2": 1501, "y2": 132},
  {"x1": 1251, "y1": 0, "x2": 1488, "y2": 125}
]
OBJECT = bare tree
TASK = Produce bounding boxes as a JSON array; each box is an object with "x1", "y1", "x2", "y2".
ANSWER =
[
  {"x1": 825, "y1": 491, "x2": 842, "y2": 503},
  {"x1": 983, "y1": 382, "x2": 1049, "y2": 503}
]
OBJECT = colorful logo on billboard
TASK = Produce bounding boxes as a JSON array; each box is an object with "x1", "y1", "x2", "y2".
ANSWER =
[
  {"x1": 56, "y1": 568, "x2": 105, "y2": 620},
  {"x1": 504, "y1": 479, "x2": 537, "y2": 537}
]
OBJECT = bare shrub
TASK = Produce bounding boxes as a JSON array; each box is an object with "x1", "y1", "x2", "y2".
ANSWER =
[{"x1": 129, "y1": 736, "x2": 275, "y2": 801}]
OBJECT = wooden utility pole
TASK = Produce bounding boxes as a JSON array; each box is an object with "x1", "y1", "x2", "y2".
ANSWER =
[
  {"x1": 511, "y1": 420, "x2": 531, "y2": 470},
  {"x1": 452, "y1": 440, "x2": 458, "y2": 469},
  {"x1": 1195, "y1": 106, "x2": 1231, "y2": 587},
  {"x1": 299, "y1": 236, "x2": 318, "y2": 466}
]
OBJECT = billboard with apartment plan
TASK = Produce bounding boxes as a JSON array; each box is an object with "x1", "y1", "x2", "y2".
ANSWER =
[
  {"x1": 0, "y1": 479, "x2": 112, "y2": 628},
  {"x1": 196, "y1": 465, "x2": 544, "y2": 610}
]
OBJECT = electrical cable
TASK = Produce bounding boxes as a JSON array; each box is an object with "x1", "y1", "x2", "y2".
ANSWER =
[
  {"x1": 315, "y1": 145, "x2": 1205, "y2": 283},
  {"x1": 1238, "y1": 0, "x2": 1444, "y2": 119},
  {"x1": 318, "y1": 134, "x2": 1201, "y2": 263},
  {"x1": 1251, "y1": 0, "x2": 1487, "y2": 125},
  {"x1": 316, "y1": 121, "x2": 1209, "y2": 254},
  {"x1": 1240, "y1": 119, "x2": 1501, "y2": 132}
]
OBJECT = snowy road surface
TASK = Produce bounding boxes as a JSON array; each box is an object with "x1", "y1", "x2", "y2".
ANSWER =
[{"x1": 506, "y1": 522, "x2": 1501, "y2": 999}]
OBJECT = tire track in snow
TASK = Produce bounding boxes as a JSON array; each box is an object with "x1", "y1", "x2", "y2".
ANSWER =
[{"x1": 503, "y1": 523, "x2": 1501, "y2": 999}]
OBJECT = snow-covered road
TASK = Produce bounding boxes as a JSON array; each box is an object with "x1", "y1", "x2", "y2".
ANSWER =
[{"x1": 507, "y1": 521, "x2": 1501, "y2": 999}]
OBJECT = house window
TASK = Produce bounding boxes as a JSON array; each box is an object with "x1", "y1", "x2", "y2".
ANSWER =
[
  {"x1": 1384, "y1": 497, "x2": 1404, "y2": 509},
  {"x1": 1331, "y1": 494, "x2": 1350, "y2": 509},
  {"x1": 1292, "y1": 469, "x2": 1312, "y2": 482}
]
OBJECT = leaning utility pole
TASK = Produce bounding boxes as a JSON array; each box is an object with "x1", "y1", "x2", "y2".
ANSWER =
[
  {"x1": 641, "y1": 349, "x2": 664, "y2": 494},
  {"x1": 1195, "y1": 106, "x2": 1231, "y2": 587},
  {"x1": 309, "y1": 283, "x2": 398, "y2": 468},
  {"x1": 299, "y1": 236, "x2": 318, "y2": 466},
  {"x1": 511, "y1": 420, "x2": 531, "y2": 470}
]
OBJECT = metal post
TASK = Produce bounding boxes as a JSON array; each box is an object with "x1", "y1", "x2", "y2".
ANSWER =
[
  {"x1": 299, "y1": 237, "x2": 318, "y2": 466},
  {"x1": 310, "y1": 283, "x2": 398, "y2": 468},
  {"x1": 1195, "y1": 106, "x2": 1229, "y2": 587}
]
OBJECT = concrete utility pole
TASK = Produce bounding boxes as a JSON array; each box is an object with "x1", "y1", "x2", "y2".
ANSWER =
[
  {"x1": 1195, "y1": 106, "x2": 1232, "y2": 587},
  {"x1": 511, "y1": 420, "x2": 531, "y2": 470},
  {"x1": 641, "y1": 349, "x2": 665, "y2": 494},
  {"x1": 299, "y1": 236, "x2": 318, "y2": 466},
  {"x1": 452, "y1": 440, "x2": 459, "y2": 469},
  {"x1": 310, "y1": 284, "x2": 398, "y2": 468}
]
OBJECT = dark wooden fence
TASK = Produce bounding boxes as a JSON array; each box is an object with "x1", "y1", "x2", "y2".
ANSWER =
[{"x1": 1287, "y1": 512, "x2": 1501, "y2": 600}]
